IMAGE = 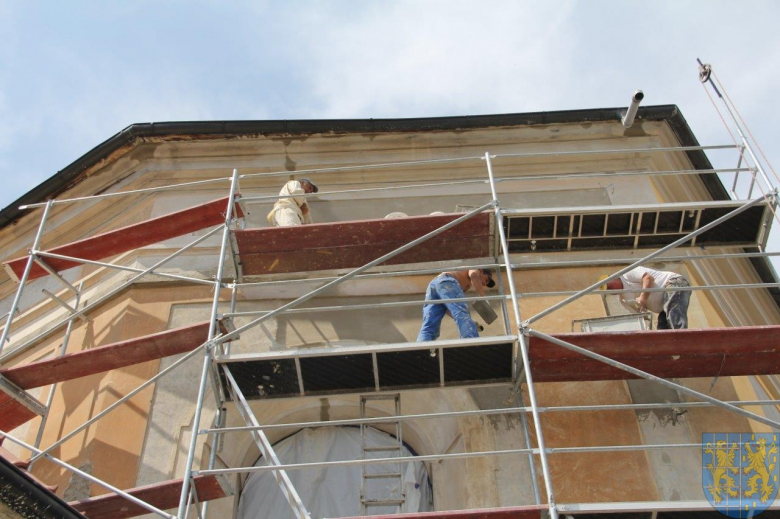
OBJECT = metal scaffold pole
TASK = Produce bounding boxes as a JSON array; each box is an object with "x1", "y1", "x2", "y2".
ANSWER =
[
  {"x1": 698, "y1": 60, "x2": 775, "y2": 191},
  {"x1": 0, "y1": 200, "x2": 53, "y2": 356},
  {"x1": 484, "y1": 152, "x2": 558, "y2": 519},
  {"x1": 491, "y1": 252, "x2": 540, "y2": 504},
  {"x1": 28, "y1": 282, "x2": 84, "y2": 471},
  {"x1": 200, "y1": 282, "x2": 238, "y2": 519},
  {"x1": 197, "y1": 398, "x2": 780, "y2": 436},
  {"x1": 177, "y1": 169, "x2": 240, "y2": 518},
  {"x1": 222, "y1": 365, "x2": 310, "y2": 518}
]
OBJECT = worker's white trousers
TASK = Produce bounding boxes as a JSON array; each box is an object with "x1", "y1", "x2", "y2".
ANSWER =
[{"x1": 273, "y1": 207, "x2": 303, "y2": 227}]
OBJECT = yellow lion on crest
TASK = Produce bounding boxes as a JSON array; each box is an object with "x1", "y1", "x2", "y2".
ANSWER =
[
  {"x1": 743, "y1": 436, "x2": 777, "y2": 504},
  {"x1": 705, "y1": 440, "x2": 739, "y2": 503}
]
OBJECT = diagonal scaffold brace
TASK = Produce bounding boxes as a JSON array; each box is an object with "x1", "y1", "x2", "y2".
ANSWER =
[
  {"x1": 222, "y1": 365, "x2": 310, "y2": 519},
  {"x1": 527, "y1": 329, "x2": 780, "y2": 430}
]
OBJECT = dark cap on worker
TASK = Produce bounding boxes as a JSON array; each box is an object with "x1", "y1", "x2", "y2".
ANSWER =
[
  {"x1": 481, "y1": 269, "x2": 496, "y2": 288},
  {"x1": 300, "y1": 178, "x2": 318, "y2": 193}
]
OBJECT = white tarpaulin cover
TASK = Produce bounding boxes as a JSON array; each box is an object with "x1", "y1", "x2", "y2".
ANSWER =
[{"x1": 238, "y1": 426, "x2": 432, "y2": 518}]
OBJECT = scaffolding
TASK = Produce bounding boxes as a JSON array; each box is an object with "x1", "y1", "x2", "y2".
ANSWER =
[{"x1": 0, "y1": 63, "x2": 778, "y2": 518}]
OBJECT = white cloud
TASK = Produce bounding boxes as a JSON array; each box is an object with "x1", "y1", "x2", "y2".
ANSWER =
[{"x1": 295, "y1": 1, "x2": 578, "y2": 118}]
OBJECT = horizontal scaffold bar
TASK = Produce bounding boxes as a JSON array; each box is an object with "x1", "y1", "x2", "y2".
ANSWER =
[
  {"x1": 197, "y1": 438, "x2": 743, "y2": 477},
  {"x1": 17, "y1": 143, "x2": 742, "y2": 209},
  {"x1": 214, "y1": 326, "x2": 780, "y2": 401},
  {"x1": 240, "y1": 167, "x2": 755, "y2": 204},
  {"x1": 200, "y1": 399, "x2": 780, "y2": 436},
  {"x1": 231, "y1": 250, "x2": 780, "y2": 288},
  {"x1": 347, "y1": 505, "x2": 548, "y2": 519},
  {"x1": 224, "y1": 283, "x2": 780, "y2": 318}
]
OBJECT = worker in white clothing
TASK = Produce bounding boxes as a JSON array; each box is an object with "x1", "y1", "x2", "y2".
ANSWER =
[
  {"x1": 602, "y1": 266, "x2": 691, "y2": 329},
  {"x1": 266, "y1": 178, "x2": 318, "y2": 227}
]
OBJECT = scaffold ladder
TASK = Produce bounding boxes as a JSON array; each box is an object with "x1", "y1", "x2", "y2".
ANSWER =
[{"x1": 360, "y1": 393, "x2": 406, "y2": 515}]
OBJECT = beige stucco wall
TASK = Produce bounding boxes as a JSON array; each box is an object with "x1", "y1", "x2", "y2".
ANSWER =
[
  {"x1": 0, "y1": 117, "x2": 777, "y2": 516},
  {"x1": 3, "y1": 285, "x2": 219, "y2": 501}
]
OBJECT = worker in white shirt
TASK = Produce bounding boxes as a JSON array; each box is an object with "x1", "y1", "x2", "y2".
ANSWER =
[
  {"x1": 602, "y1": 266, "x2": 691, "y2": 329},
  {"x1": 266, "y1": 178, "x2": 318, "y2": 227}
]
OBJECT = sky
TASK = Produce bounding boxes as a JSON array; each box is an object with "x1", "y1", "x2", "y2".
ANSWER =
[{"x1": 1, "y1": 1, "x2": 779, "y2": 212}]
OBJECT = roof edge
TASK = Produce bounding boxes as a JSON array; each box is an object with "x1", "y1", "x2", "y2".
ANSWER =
[
  {"x1": 0, "y1": 453, "x2": 85, "y2": 518},
  {"x1": 1, "y1": 105, "x2": 718, "y2": 228}
]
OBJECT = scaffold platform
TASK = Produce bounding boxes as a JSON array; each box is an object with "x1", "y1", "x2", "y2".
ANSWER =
[
  {"x1": 3, "y1": 199, "x2": 772, "y2": 282},
  {"x1": 214, "y1": 326, "x2": 780, "y2": 400},
  {"x1": 0, "y1": 319, "x2": 232, "y2": 432},
  {"x1": 528, "y1": 325, "x2": 780, "y2": 381},
  {"x1": 2, "y1": 196, "x2": 243, "y2": 282},
  {"x1": 503, "y1": 199, "x2": 773, "y2": 252},
  {"x1": 216, "y1": 336, "x2": 516, "y2": 399},
  {"x1": 232, "y1": 200, "x2": 772, "y2": 275},
  {"x1": 232, "y1": 212, "x2": 492, "y2": 276}
]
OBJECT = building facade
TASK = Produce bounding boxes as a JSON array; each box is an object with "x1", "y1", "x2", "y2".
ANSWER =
[{"x1": 0, "y1": 106, "x2": 778, "y2": 518}]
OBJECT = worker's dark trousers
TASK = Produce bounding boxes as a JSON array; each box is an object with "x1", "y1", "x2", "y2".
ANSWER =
[
  {"x1": 417, "y1": 275, "x2": 479, "y2": 341},
  {"x1": 658, "y1": 276, "x2": 690, "y2": 329}
]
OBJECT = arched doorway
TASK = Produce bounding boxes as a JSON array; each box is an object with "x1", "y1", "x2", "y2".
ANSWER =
[{"x1": 238, "y1": 426, "x2": 433, "y2": 518}]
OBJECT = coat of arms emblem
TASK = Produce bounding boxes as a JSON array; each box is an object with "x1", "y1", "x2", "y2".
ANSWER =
[{"x1": 703, "y1": 433, "x2": 778, "y2": 517}]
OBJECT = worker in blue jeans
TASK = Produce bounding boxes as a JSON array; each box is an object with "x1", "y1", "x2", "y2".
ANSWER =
[{"x1": 417, "y1": 269, "x2": 496, "y2": 342}]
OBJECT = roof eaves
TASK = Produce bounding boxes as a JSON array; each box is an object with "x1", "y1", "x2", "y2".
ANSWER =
[
  {"x1": 0, "y1": 454, "x2": 85, "y2": 518},
  {"x1": 0, "y1": 105, "x2": 720, "y2": 229}
]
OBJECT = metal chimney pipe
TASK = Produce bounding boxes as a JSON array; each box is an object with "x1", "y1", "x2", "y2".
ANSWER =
[{"x1": 621, "y1": 90, "x2": 645, "y2": 128}]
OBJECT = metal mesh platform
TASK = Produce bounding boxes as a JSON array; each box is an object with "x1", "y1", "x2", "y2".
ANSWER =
[
  {"x1": 502, "y1": 200, "x2": 773, "y2": 252},
  {"x1": 216, "y1": 336, "x2": 517, "y2": 400}
]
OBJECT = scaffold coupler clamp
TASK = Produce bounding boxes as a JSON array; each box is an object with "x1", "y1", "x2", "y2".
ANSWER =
[{"x1": 519, "y1": 321, "x2": 532, "y2": 336}]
